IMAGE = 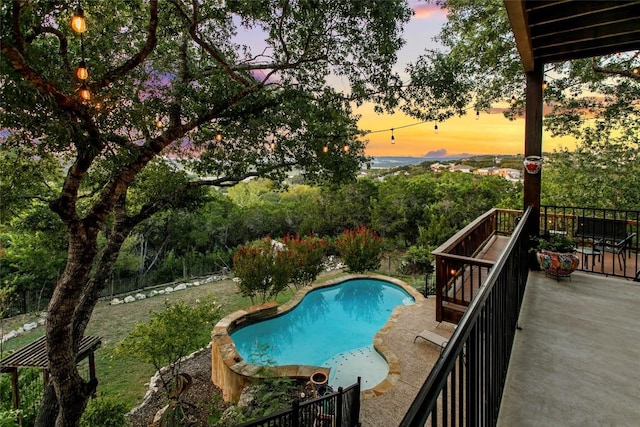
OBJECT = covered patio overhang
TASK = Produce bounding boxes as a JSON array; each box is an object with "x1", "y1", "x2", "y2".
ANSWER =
[{"x1": 503, "y1": 0, "x2": 640, "y2": 235}]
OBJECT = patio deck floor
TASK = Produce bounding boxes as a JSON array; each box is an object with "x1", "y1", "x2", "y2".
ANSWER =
[{"x1": 497, "y1": 270, "x2": 640, "y2": 426}]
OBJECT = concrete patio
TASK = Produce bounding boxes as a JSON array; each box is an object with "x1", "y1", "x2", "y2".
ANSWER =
[{"x1": 498, "y1": 270, "x2": 640, "y2": 426}]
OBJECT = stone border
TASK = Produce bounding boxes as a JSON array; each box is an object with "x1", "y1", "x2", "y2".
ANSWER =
[{"x1": 211, "y1": 273, "x2": 424, "y2": 402}]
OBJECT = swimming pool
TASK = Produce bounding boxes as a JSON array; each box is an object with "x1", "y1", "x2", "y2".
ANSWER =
[{"x1": 230, "y1": 278, "x2": 415, "y2": 389}]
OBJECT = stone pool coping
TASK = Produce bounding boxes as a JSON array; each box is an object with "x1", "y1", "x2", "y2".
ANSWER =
[{"x1": 211, "y1": 273, "x2": 425, "y2": 402}]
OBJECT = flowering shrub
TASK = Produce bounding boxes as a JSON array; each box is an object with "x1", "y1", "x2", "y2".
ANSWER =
[
  {"x1": 232, "y1": 238, "x2": 294, "y2": 304},
  {"x1": 334, "y1": 226, "x2": 383, "y2": 273},
  {"x1": 281, "y1": 235, "x2": 327, "y2": 289}
]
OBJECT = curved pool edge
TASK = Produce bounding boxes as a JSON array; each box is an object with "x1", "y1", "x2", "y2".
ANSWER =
[{"x1": 211, "y1": 273, "x2": 425, "y2": 403}]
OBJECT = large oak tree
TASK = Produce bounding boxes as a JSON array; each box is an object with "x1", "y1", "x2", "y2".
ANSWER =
[{"x1": 0, "y1": 1, "x2": 412, "y2": 425}]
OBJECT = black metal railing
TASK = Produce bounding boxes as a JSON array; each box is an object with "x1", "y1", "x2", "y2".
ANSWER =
[
  {"x1": 540, "y1": 206, "x2": 639, "y2": 280},
  {"x1": 400, "y1": 207, "x2": 532, "y2": 426},
  {"x1": 238, "y1": 378, "x2": 361, "y2": 427}
]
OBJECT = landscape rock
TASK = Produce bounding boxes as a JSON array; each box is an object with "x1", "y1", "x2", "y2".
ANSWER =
[
  {"x1": 23, "y1": 322, "x2": 38, "y2": 331},
  {"x1": 124, "y1": 295, "x2": 136, "y2": 303},
  {"x1": 164, "y1": 287, "x2": 174, "y2": 294},
  {"x1": 135, "y1": 293, "x2": 146, "y2": 300},
  {"x1": 174, "y1": 283, "x2": 187, "y2": 291},
  {"x1": 110, "y1": 298, "x2": 123, "y2": 305}
]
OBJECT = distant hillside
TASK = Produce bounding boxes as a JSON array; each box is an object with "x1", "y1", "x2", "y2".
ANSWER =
[{"x1": 370, "y1": 156, "x2": 462, "y2": 169}]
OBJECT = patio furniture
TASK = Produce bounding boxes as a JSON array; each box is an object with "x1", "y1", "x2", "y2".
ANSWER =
[
  {"x1": 595, "y1": 232, "x2": 636, "y2": 271},
  {"x1": 413, "y1": 329, "x2": 448, "y2": 352},
  {"x1": 575, "y1": 246, "x2": 601, "y2": 270}
]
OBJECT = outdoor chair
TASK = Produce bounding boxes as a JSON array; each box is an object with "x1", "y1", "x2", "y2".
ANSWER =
[
  {"x1": 414, "y1": 329, "x2": 449, "y2": 353},
  {"x1": 595, "y1": 232, "x2": 636, "y2": 271}
]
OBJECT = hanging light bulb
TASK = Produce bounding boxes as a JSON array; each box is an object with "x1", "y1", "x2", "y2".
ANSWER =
[
  {"x1": 343, "y1": 144, "x2": 349, "y2": 153},
  {"x1": 391, "y1": 128, "x2": 395, "y2": 144},
  {"x1": 79, "y1": 83, "x2": 91, "y2": 101},
  {"x1": 71, "y1": 5, "x2": 87, "y2": 33},
  {"x1": 322, "y1": 144, "x2": 329, "y2": 153},
  {"x1": 542, "y1": 80, "x2": 548, "y2": 90},
  {"x1": 511, "y1": 96, "x2": 517, "y2": 105},
  {"x1": 475, "y1": 110, "x2": 480, "y2": 120},
  {"x1": 215, "y1": 132, "x2": 223, "y2": 142},
  {"x1": 633, "y1": 67, "x2": 639, "y2": 74},
  {"x1": 434, "y1": 124, "x2": 438, "y2": 134},
  {"x1": 155, "y1": 118, "x2": 163, "y2": 128},
  {"x1": 76, "y1": 60, "x2": 88, "y2": 80},
  {"x1": 270, "y1": 142, "x2": 276, "y2": 150}
]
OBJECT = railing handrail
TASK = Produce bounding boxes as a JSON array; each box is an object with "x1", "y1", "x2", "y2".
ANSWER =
[
  {"x1": 433, "y1": 208, "x2": 499, "y2": 256},
  {"x1": 237, "y1": 378, "x2": 361, "y2": 427},
  {"x1": 400, "y1": 206, "x2": 532, "y2": 426}
]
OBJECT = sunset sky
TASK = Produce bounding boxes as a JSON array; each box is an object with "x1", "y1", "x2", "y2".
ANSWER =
[{"x1": 353, "y1": 2, "x2": 578, "y2": 158}]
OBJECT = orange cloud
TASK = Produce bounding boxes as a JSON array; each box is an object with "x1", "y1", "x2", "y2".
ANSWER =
[
  {"x1": 412, "y1": 1, "x2": 445, "y2": 19},
  {"x1": 357, "y1": 107, "x2": 577, "y2": 157}
]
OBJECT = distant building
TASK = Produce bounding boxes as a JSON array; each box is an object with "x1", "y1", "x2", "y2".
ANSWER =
[
  {"x1": 430, "y1": 162, "x2": 450, "y2": 171},
  {"x1": 475, "y1": 166, "x2": 499, "y2": 176},
  {"x1": 450, "y1": 164, "x2": 473, "y2": 173}
]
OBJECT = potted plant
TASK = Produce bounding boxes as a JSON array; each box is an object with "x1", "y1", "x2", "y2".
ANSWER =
[{"x1": 533, "y1": 234, "x2": 579, "y2": 280}]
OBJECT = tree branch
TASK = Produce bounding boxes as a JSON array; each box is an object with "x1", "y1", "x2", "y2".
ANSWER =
[
  {"x1": 93, "y1": 0, "x2": 159, "y2": 91},
  {"x1": 592, "y1": 59, "x2": 640, "y2": 82}
]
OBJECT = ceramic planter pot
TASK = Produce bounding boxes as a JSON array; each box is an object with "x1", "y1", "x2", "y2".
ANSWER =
[
  {"x1": 536, "y1": 250, "x2": 579, "y2": 280},
  {"x1": 523, "y1": 156, "x2": 543, "y2": 174}
]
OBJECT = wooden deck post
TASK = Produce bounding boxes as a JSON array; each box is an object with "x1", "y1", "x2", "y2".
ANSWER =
[
  {"x1": 10, "y1": 368, "x2": 19, "y2": 410},
  {"x1": 523, "y1": 64, "x2": 544, "y2": 238}
]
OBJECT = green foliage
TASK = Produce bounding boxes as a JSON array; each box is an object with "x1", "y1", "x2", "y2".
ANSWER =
[
  {"x1": 115, "y1": 299, "x2": 221, "y2": 398},
  {"x1": 79, "y1": 397, "x2": 130, "y2": 427},
  {"x1": 532, "y1": 234, "x2": 576, "y2": 254},
  {"x1": 334, "y1": 226, "x2": 383, "y2": 273},
  {"x1": 0, "y1": 409, "x2": 20, "y2": 427},
  {"x1": 281, "y1": 235, "x2": 327, "y2": 289},
  {"x1": 232, "y1": 239, "x2": 292, "y2": 305},
  {"x1": 0, "y1": 367, "x2": 42, "y2": 427},
  {"x1": 399, "y1": 246, "x2": 435, "y2": 276}
]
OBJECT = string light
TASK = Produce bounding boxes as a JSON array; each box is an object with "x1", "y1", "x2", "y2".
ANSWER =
[
  {"x1": 542, "y1": 80, "x2": 548, "y2": 90},
  {"x1": 322, "y1": 144, "x2": 329, "y2": 153},
  {"x1": 633, "y1": 67, "x2": 639, "y2": 74},
  {"x1": 343, "y1": 144, "x2": 349, "y2": 153},
  {"x1": 155, "y1": 118, "x2": 163, "y2": 128},
  {"x1": 511, "y1": 96, "x2": 517, "y2": 105},
  {"x1": 71, "y1": 5, "x2": 86, "y2": 33},
  {"x1": 76, "y1": 59, "x2": 88, "y2": 80},
  {"x1": 475, "y1": 110, "x2": 480, "y2": 120},
  {"x1": 215, "y1": 132, "x2": 223, "y2": 142},
  {"x1": 390, "y1": 128, "x2": 395, "y2": 144},
  {"x1": 434, "y1": 123, "x2": 438, "y2": 134},
  {"x1": 71, "y1": 2, "x2": 90, "y2": 100},
  {"x1": 79, "y1": 83, "x2": 91, "y2": 101}
]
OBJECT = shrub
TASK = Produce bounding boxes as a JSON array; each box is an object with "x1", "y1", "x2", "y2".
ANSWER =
[
  {"x1": 399, "y1": 245, "x2": 434, "y2": 275},
  {"x1": 334, "y1": 226, "x2": 383, "y2": 273},
  {"x1": 80, "y1": 397, "x2": 130, "y2": 427},
  {"x1": 115, "y1": 299, "x2": 221, "y2": 398},
  {"x1": 233, "y1": 238, "x2": 293, "y2": 304},
  {"x1": 281, "y1": 235, "x2": 327, "y2": 289}
]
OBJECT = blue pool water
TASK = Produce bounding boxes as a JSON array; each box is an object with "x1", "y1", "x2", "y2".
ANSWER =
[{"x1": 231, "y1": 278, "x2": 415, "y2": 389}]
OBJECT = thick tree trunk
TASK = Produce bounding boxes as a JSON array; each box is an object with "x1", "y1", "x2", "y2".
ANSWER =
[
  {"x1": 39, "y1": 232, "x2": 98, "y2": 427},
  {"x1": 34, "y1": 382, "x2": 59, "y2": 427},
  {"x1": 38, "y1": 196, "x2": 133, "y2": 427}
]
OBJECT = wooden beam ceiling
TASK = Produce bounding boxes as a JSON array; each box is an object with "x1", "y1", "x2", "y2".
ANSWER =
[{"x1": 504, "y1": 0, "x2": 640, "y2": 71}]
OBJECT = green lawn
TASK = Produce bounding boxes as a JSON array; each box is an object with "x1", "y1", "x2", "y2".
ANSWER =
[{"x1": 1, "y1": 270, "x2": 350, "y2": 410}]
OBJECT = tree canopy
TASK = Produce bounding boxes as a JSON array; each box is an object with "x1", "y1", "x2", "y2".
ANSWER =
[
  {"x1": 0, "y1": 1, "x2": 412, "y2": 425},
  {"x1": 403, "y1": 0, "x2": 639, "y2": 204}
]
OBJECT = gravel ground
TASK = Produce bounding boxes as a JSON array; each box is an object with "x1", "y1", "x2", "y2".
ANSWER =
[{"x1": 127, "y1": 346, "x2": 228, "y2": 426}]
